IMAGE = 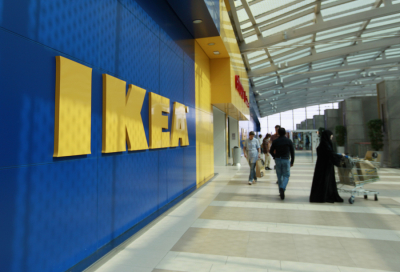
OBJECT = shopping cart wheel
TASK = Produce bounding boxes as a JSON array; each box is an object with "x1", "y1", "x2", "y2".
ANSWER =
[
  {"x1": 349, "y1": 197, "x2": 355, "y2": 204},
  {"x1": 364, "y1": 195, "x2": 368, "y2": 199},
  {"x1": 375, "y1": 194, "x2": 378, "y2": 201}
]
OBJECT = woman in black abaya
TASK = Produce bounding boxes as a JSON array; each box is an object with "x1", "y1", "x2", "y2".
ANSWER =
[{"x1": 310, "y1": 130, "x2": 344, "y2": 203}]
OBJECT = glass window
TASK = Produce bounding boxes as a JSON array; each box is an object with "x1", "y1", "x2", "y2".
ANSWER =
[
  {"x1": 265, "y1": 113, "x2": 281, "y2": 135},
  {"x1": 281, "y1": 110, "x2": 294, "y2": 131},
  {"x1": 306, "y1": 105, "x2": 320, "y2": 119},
  {"x1": 293, "y1": 107, "x2": 306, "y2": 130}
]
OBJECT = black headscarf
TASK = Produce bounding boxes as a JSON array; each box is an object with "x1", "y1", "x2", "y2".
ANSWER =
[{"x1": 320, "y1": 130, "x2": 333, "y2": 151}]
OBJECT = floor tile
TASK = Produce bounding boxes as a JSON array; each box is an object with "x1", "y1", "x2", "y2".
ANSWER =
[{"x1": 90, "y1": 153, "x2": 400, "y2": 272}]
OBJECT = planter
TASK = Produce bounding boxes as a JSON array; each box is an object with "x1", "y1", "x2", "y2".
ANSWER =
[{"x1": 337, "y1": 146, "x2": 345, "y2": 154}]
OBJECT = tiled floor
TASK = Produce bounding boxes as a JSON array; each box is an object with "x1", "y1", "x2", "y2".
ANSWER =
[{"x1": 86, "y1": 151, "x2": 400, "y2": 272}]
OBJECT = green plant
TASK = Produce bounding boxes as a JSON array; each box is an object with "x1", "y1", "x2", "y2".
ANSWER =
[
  {"x1": 335, "y1": 125, "x2": 346, "y2": 147},
  {"x1": 318, "y1": 127, "x2": 325, "y2": 138},
  {"x1": 367, "y1": 119, "x2": 384, "y2": 151}
]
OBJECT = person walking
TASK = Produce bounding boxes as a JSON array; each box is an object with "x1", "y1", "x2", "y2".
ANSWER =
[
  {"x1": 270, "y1": 125, "x2": 281, "y2": 182},
  {"x1": 305, "y1": 135, "x2": 310, "y2": 150},
  {"x1": 258, "y1": 134, "x2": 264, "y2": 161},
  {"x1": 270, "y1": 125, "x2": 280, "y2": 143},
  {"x1": 310, "y1": 130, "x2": 344, "y2": 203},
  {"x1": 243, "y1": 131, "x2": 261, "y2": 185},
  {"x1": 263, "y1": 134, "x2": 272, "y2": 170},
  {"x1": 269, "y1": 128, "x2": 295, "y2": 200}
]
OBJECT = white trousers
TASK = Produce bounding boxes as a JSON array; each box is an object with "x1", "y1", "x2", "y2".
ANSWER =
[{"x1": 264, "y1": 153, "x2": 271, "y2": 167}]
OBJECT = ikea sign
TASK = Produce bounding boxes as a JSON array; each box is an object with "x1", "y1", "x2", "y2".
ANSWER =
[{"x1": 53, "y1": 56, "x2": 189, "y2": 157}]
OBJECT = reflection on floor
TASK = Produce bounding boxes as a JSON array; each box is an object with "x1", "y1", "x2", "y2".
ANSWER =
[{"x1": 86, "y1": 151, "x2": 400, "y2": 272}]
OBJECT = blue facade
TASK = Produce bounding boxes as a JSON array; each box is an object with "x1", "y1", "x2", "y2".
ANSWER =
[{"x1": 0, "y1": 1, "x2": 198, "y2": 271}]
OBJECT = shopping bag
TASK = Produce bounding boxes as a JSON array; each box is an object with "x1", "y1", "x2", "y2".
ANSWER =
[{"x1": 256, "y1": 159, "x2": 264, "y2": 178}]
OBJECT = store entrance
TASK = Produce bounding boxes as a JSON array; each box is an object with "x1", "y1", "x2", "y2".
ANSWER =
[{"x1": 290, "y1": 130, "x2": 319, "y2": 160}]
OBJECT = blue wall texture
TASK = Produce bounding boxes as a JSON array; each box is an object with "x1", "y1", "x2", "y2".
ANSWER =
[{"x1": 0, "y1": 1, "x2": 196, "y2": 271}]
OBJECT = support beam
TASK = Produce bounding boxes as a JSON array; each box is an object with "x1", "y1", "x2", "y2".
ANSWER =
[
  {"x1": 228, "y1": 0, "x2": 244, "y2": 42},
  {"x1": 239, "y1": 0, "x2": 305, "y2": 26},
  {"x1": 259, "y1": 92, "x2": 377, "y2": 116},
  {"x1": 235, "y1": 0, "x2": 264, "y2": 11},
  {"x1": 240, "y1": 4, "x2": 400, "y2": 53},
  {"x1": 248, "y1": 21, "x2": 400, "y2": 70},
  {"x1": 248, "y1": 37, "x2": 400, "y2": 77},
  {"x1": 257, "y1": 88, "x2": 376, "y2": 107},
  {"x1": 252, "y1": 57, "x2": 400, "y2": 92},
  {"x1": 243, "y1": 7, "x2": 315, "y2": 38},
  {"x1": 240, "y1": 0, "x2": 261, "y2": 36},
  {"x1": 255, "y1": 70, "x2": 400, "y2": 96}
]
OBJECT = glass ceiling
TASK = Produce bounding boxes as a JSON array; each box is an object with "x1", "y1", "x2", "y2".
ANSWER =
[{"x1": 230, "y1": 0, "x2": 400, "y2": 117}]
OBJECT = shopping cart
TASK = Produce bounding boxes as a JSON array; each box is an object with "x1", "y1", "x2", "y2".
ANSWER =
[{"x1": 336, "y1": 156, "x2": 380, "y2": 204}]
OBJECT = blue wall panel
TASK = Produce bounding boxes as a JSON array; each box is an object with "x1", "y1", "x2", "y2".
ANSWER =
[
  {"x1": 0, "y1": 160, "x2": 98, "y2": 272},
  {"x1": 160, "y1": 43, "x2": 184, "y2": 104},
  {"x1": 183, "y1": 146, "x2": 197, "y2": 192},
  {"x1": 166, "y1": 148, "x2": 184, "y2": 202},
  {"x1": 0, "y1": 28, "x2": 103, "y2": 168},
  {"x1": 183, "y1": 54, "x2": 196, "y2": 108},
  {"x1": 158, "y1": 150, "x2": 169, "y2": 209},
  {"x1": 117, "y1": 5, "x2": 160, "y2": 93},
  {"x1": 0, "y1": 0, "x2": 198, "y2": 271}
]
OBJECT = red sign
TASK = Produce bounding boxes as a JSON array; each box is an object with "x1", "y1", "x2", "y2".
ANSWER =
[{"x1": 235, "y1": 75, "x2": 249, "y2": 108}]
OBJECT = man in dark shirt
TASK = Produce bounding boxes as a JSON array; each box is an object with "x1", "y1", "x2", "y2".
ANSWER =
[
  {"x1": 269, "y1": 128, "x2": 295, "y2": 200},
  {"x1": 270, "y1": 125, "x2": 281, "y2": 174}
]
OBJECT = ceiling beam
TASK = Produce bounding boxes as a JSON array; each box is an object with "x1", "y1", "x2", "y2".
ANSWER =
[
  {"x1": 235, "y1": 0, "x2": 264, "y2": 11},
  {"x1": 240, "y1": 0, "x2": 261, "y2": 36},
  {"x1": 239, "y1": 4, "x2": 400, "y2": 53},
  {"x1": 243, "y1": 7, "x2": 315, "y2": 38},
  {"x1": 228, "y1": 0, "x2": 244, "y2": 42},
  {"x1": 255, "y1": 70, "x2": 400, "y2": 97},
  {"x1": 247, "y1": 21, "x2": 400, "y2": 70},
  {"x1": 239, "y1": 0, "x2": 305, "y2": 26},
  {"x1": 248, "y1": 37, "x2": 400, "y2": 77},
  {"x1": 252, "y1": 57, "x2": 400, "y2": 91},
  {"x1": 257, "y1": 88, "x2": 376, "y2": 108},
  {"x1": 259, "y1": 92, "x2": 377, "y2": 116}
]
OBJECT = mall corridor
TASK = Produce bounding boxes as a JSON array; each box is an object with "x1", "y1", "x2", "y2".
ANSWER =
[{"x1": 87, "y1": 153, "x2": 400, "y2": 272}]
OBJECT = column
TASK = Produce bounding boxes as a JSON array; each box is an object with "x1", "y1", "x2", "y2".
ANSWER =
[
  {"x1": 377, "y1": 80, "x2": 400, "y2": 167},
  {"x1": 313, "y1": 115, "x2": 325, "y2": 130}
]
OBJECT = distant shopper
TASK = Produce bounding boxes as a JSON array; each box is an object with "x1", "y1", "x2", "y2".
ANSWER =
[
  {"x1": 310, "y1": 130, "x2": 344, "y2": 203},
  {"x1": 243, "y1": 131, "x2": 261, "y2": 185},
  {"x1": 258, "y1": 134, "x2": 264, "y2": 161},
  {"x1": 263, "y1": 134, "x2": 272, "y2": 170},
  {"x1": 269, "y1": 128, "x2": 295, "y2": 200},
  {"x1": 270, "y1": 125, "x2": 281, "y2": 179},
  {"x1": 305, "y1": 135, "x2": 310, "y2": 150},
  {"x1": 270, "y1": 125, "x2": 281, "y2": 143}
]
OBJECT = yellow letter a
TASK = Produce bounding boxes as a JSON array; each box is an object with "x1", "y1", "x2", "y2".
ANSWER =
[
  {"x1": 149, "y1": 92, "x2": 170, "y2": 149},
  {"x1": 170, "y1": 102, "x2": 189, "y2": 147}
]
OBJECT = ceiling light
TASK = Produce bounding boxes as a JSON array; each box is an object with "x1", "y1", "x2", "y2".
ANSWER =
[
  {"x1": 193, "y1": 19, "x2": 203, "y2": 24},
  {"x1": 208, "y1": 43, "x2": 215, "y2": 46},
  {"x1": 213, "y1": 51, "x2": 220, "y2": 55}
]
